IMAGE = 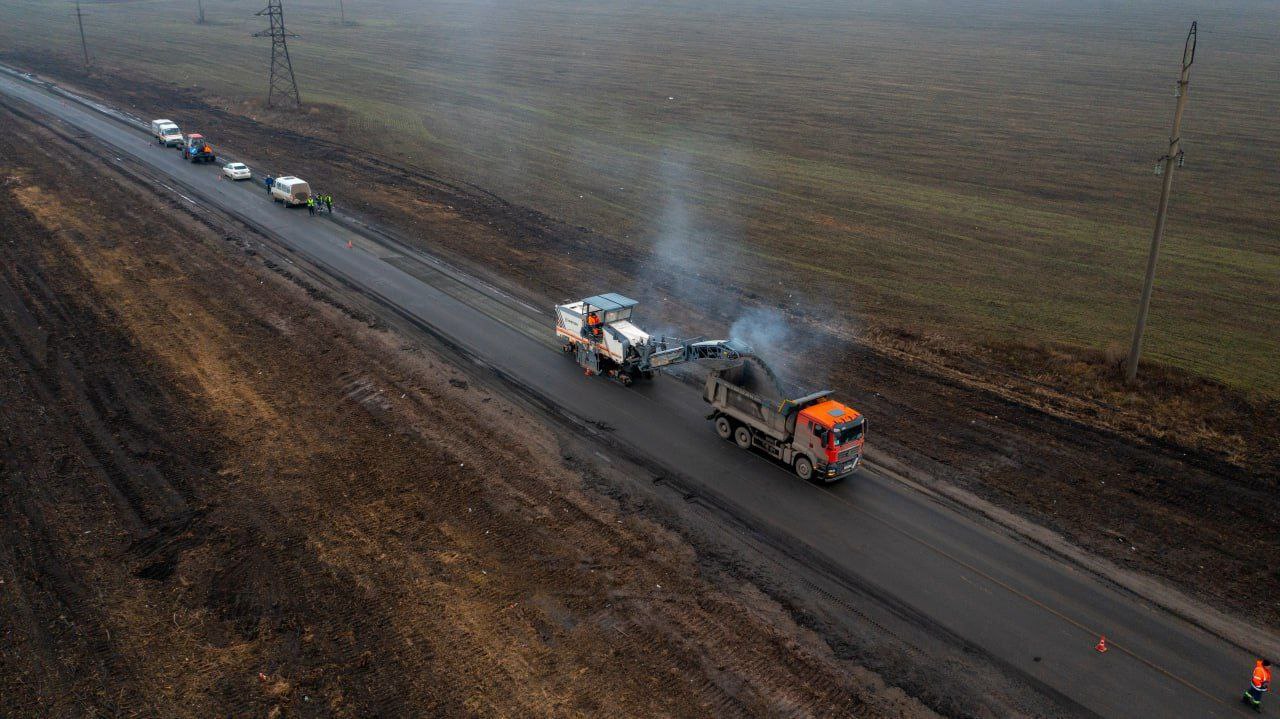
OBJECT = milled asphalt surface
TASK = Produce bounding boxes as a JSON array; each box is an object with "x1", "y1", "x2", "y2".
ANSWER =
[{"x1": 0, "y1": 69, "x2": 1260, "y2": 718}]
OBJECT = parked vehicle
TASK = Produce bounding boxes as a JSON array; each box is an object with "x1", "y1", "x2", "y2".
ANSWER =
[
  {"x1": 222, "y1": 162, "x2": 252, "y2": 181},
  {"x1": 270, "y1": 176, "x2": 312, "y2": 206},
  {"x1": 181, "y1": 133, "x2": 216, "y2": 163},
  {"x1": 150, "y1": 119, "x2": 183, "y2": 147}
]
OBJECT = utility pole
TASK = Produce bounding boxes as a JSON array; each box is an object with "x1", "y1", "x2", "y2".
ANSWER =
[
  {"x1": 197, "y1": 0, "x2": 206, "y2": 24},
  {"x1": 337, "y1": 0, "x2": 346, "y2": 26},
  {"x1": 1125, "y1": 21, "x2": 1197, "y2": 385},
  {"x1": 74, "y1": 1, "x2": 91, "y2": 70},
  {"x1": 253, "y1": 0, "x2": 302, "y2": 109}
]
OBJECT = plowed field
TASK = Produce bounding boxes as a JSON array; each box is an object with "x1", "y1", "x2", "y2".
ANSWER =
[{"x1": 0, "y1": 105, "x2": 928, "y2": 718}]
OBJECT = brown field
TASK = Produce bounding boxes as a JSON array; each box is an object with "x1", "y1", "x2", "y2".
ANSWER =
[
  {"x1": 2, "y1": 4, "x2": 1280, "y2": 713},
  {"x1": 1, "y1": 41, "x2": 1272, "y2": 635},
  {"x1": 0, "y1": 0, "x2": 1276, "y2": 393},
  {"x1": 0, "y1": 103, "x2": 936, "y2": 718}
]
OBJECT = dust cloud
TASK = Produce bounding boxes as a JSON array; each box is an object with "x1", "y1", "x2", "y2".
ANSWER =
[{"x1": 634, "y1": 150, "x2": 855, "y2": 395}]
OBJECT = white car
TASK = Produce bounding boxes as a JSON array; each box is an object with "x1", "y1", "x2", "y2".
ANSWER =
[{"x1": 222, "y1": 162, "x2": 252, "y2": 181}]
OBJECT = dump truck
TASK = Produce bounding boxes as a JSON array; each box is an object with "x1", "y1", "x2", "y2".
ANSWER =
[
  {"x1": 705, "y1": 360, "x2": 865, "y2": 482},
  {"x1": 181, "y1": 133, "x2": 216, "y2": 163},
  {"x1": 555, "y1": 293, "x2": 746, "y2": 385}
]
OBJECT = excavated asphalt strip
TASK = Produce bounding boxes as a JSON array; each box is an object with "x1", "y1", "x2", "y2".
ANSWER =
[{"x1": 0, "y1": 70, "x2": 1253, "y2": 718}]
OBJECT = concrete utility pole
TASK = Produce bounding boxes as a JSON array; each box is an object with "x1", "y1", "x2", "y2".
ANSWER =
[
  {"x1": 197, "y1": 0, "x2": 206, "y2": 24},
  {"x1": 1125, "y1": 21, "x2": 1197, "y2": 385},
  {"x1": 74, "y1": 1, "x2": 91, "y2": 70}
]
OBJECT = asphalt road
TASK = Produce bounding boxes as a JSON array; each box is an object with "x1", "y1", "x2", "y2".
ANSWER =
[{"x1": 0, "y1": 69, "x2": 1260, "y2": 718}]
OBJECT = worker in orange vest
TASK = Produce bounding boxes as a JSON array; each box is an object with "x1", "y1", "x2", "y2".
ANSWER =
[
  {"x1": 1244, "y1": 658, "x2": 1272, "y2": 712},
  {"x1": 586, "y1": 311, "x2": 602, "y2": 339}
]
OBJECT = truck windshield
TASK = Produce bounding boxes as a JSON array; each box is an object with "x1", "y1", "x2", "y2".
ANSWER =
[{"x1": 831, "y1": 421, "x2": 865, "y2": 446}]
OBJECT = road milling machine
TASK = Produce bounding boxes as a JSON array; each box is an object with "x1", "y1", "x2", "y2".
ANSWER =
[{"x1": 555, "y1": 293, "x2": 747, "y2": 385}]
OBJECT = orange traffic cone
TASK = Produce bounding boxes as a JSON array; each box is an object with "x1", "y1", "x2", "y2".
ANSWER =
[
  {"x1": 1095, "y1": 636, "x2": 1108, "y2": 653},
  {"x1": 346, "y1": 240, "x2": 353, "y2": 249}
]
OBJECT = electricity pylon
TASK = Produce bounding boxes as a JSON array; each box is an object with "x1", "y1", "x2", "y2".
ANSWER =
[{"x1": 253, "y1": 0, "x2": 302, "y2": 109}]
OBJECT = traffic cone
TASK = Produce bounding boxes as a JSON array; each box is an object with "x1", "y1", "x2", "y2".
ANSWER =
[
  {"x1": 1095, "y1": 636, "x2": 1108, "y2": 653},
  {"x1": 346, "y1": 240, "x2": 353, "y2": 249}
]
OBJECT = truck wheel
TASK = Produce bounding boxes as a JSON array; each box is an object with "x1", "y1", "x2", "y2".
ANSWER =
[
  {"x1": 794, "y1": 456, "x2": 814, "y2": 481},
  {"x1": 733, "y1": 426, "x2": 752, "y2": 450},
  {"x1": 714, "y1": 416, "x2": 733, "y2": 440}
]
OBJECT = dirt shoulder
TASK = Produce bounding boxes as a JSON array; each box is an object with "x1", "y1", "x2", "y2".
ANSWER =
[
  {"x1": 0, "y1": 106, "x2": 932, "y2": 716},
  {"x1": 14, "y1": 54, "x2": 1274, "y2": 633}
]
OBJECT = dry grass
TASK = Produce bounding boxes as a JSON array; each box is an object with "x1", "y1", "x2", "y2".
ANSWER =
[
  {"x1": 863, "y1": 323, "x2": 1279, "y2": 479},
  {"x1": 0, "y1": 0, "x2": 1275, "y2": 394}
]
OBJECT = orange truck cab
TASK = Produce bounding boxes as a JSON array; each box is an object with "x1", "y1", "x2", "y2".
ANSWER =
[{"x1": 796, "y1": 400, "x2": 865, "y2": 480}]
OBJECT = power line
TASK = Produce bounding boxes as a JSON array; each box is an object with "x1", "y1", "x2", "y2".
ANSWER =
[
  {"x1": 253, "y1": 0, "x2": 302, "y2": 109},
  {"x1": 1125, "y1": 21, "x2": 1197, "y2": 385}
]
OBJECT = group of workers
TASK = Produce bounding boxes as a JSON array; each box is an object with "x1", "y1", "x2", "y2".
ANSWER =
[{"x1": 307, "y1": 193, "x2": 334, "y2": 216}]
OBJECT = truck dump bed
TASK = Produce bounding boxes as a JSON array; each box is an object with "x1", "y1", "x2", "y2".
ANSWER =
[{"x1": 704, "y1": 362, "x2": 832, "y2": 441}]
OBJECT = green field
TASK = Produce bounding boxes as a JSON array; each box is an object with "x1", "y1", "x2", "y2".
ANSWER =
[{"x1": 3, "y1": 0, "x2": 1277, "y2": 392}]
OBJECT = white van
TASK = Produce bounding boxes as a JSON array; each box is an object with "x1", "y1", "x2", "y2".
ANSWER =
[
  {"x1": 150, "y1": 119, "x2": 183, "y2": 147},
  {"x1": 270, "y1": 176, "x2": 312, "y2": 206}
]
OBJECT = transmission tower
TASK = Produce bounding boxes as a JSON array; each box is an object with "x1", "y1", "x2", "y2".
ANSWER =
[
  {"x1": 74, "y1": 1, "x2": 91, "y2": 70},
  {"x1": 337, "y1": 0, "x2": 346, "y2": 25},
  {"x1": 1124, "y1": 21, "x2": 1197, "y2": 384},
  {"x1": 253, "y1": 0, "x2": 302, "y2": 109}
]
